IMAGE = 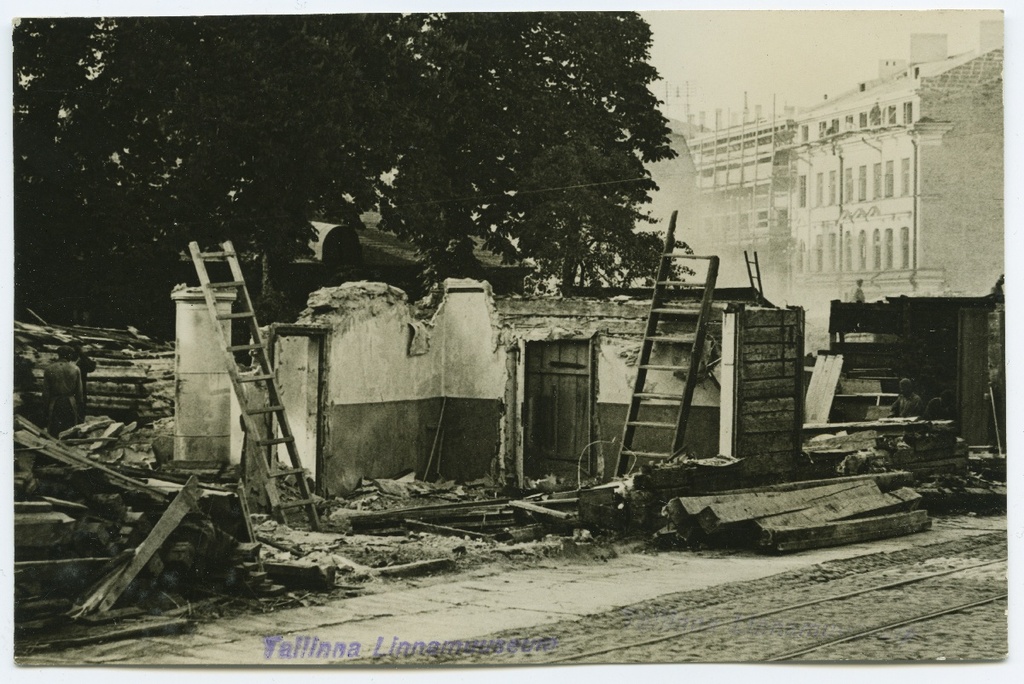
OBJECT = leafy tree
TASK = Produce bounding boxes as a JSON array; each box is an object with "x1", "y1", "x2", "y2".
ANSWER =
[
  {"x1": 380, "y1": 12, "x2": 675, "y2": 293},
  {"x1": 14, "y1": 13, "x2": 674, "y2": 331}
]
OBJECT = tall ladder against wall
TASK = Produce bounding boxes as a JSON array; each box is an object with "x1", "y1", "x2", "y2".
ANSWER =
[
  {"x1": 189, "y1": 241, "x2": 321, "y2": 530},
  {"x1": 615, "y1": 212, "x2": 719, "y2": 476}
]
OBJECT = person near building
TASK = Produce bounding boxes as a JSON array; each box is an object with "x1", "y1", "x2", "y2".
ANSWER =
[
  {"x1": 924, "y1": 389, "x2": 956, "y2": 422},
  {"x1": 71, "y1": 341, "x2": 97, "y2": 416},
  {"x1": 43, "y1": 345, "x2": 84, "y2": 436},
  {"x1": 890, "y1": 378, "x2": 923, "y2": 418}
]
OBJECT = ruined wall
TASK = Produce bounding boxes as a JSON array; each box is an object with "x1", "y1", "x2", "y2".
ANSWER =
[{"x1": 296, "y1": 283, "x2": 442, "y2": 495}]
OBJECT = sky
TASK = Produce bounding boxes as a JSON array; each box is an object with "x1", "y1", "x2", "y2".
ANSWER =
[{"x1": 642, "y1": 9, "x2": 1004, "y2": 123}]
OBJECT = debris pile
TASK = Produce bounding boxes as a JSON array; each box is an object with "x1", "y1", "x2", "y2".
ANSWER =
[
  {"x1": 659, "y1": 472, "x2": 929, "y2": 553},
  {"x1": 14, "y1": 320, "x2": 174, "y2": 423},
  {"x1": 12, "y1": 417, "x2": 322, "y2": 651},
  {"x1": 805, "y1": 421, "x2": 966, "y2": 478}
]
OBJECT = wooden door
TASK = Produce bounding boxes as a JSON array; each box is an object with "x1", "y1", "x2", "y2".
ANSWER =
[
  {"x1": 958, "y1": 309, "x2": 990, "y2": 446},
  {"x1": 270, "y1": 325, "x2": 326, "y2": 491},
  {"x1": 523, "y1": 340, "x2": 594, "y2": 480}
]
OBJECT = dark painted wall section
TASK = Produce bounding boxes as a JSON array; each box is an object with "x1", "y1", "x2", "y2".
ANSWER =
[
  {"x1": 435, "y1": 398, "x2": 502, "y2": 484},
  {"x1": 322, "y1": 397, "x2": 500, "y2": 495},
  {"x1": 596, "y1": 403, "x2": 720, "y2": 480}
]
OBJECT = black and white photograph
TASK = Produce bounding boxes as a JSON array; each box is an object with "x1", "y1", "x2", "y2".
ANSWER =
[{"x1": 5, "y1": 0, "x2": 1012, "y2": 670}]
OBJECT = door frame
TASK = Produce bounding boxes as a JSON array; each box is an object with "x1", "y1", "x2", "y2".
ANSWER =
[{"x1": 268, "y1": 323, "x2": 329, "y2": 494}]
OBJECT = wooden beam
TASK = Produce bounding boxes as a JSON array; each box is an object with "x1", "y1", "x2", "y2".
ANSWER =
[
  {"x1": 509, "y1": 500, "x2": 575, "y2": 520},
  {"x1": 73, "y1": 476, "x2": 201, "y2": 616},
  {"x1": 759, "y1": 510, "x2": 931, "y2": 552},
  {"x1": 403, "y1": 519, "x2": 496, "y2": 541}
]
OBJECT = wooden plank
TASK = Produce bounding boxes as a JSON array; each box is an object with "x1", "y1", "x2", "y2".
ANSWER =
[
  {"x1": 741, "y1": 360, "x2": 800, "y2": 380},
  {"x1": 737, "y1": 432, "x2": 795, "y2": 454},
  {"x1": 755, "y1": 485, "x2": 919, "y2": 530},
  {"x1": 403, "y1": 519, "x2": 496, "y2": 541},
  {"x1": 264, "y1": 561, "x2": 337, "y2": 591},
  {"x1": 739, "y1": 410, "x2": 798, "y2": 433},
  {"x1": 741, "y1": 326, "x2": 798, "y2": 344},
  {"x1": 760, "y1": 510, "x2": 931, "y2": 552},
  {"x1": 804, "y1": 354, "x2": 844, "y2": 423},
  {"x1": 375, "y1": 558, "x2": 456, "y2": 578},
  {"x1": 743, "y1": 397, "x2": 797, "y2": 413},
  {"x1": 710, "y1": 471, "x2": 916, "y2": 496},
  {"x1": 696, "y1": 481, "x2": 871, "y2": 533},
  {"x1": 509, "y1": 500, "x2": 575, "y2": 520},
  {"x1": 739, "y1": 378, "x2": 797, "y2": 399},
  {"x1": 742, "y1": 344, "x2": 801, "y2": 362},
  {"x1": 73, "y1": 476, "x2": 201, "y2": 616}
]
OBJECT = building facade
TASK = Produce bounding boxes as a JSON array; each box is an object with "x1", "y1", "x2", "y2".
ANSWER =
[{"x1": 789, "y1": 32, "x2": 1003, "y2": 313}]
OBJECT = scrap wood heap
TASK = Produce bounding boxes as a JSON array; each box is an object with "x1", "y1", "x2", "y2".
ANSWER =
[
  {"x1": 11, "y1": 416, "x2": 333, "y2": 651},
  {"x1": 14, "y1": 320, "x2": 174, "y2": 423},
  {"x1": 804, "y1": 420, "x2": 966, "y2": 478},
  {"x1": 657, "y1": 471, "x2": 930, "y2": 553}
]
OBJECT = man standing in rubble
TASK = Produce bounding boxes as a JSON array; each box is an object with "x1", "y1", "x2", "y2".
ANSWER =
[
  {"x1": 71, "y1": 340, "x2": 97, "y2": 416},
  {"x1": 43, "y1": 345, "x2": 85, "y2": 436},
  {"x1": 890, "y1": 378, "x2": 923, "y2": 419}
]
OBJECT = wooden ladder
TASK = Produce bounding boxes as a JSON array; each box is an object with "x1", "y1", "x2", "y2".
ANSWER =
[
  {"x1": 616, "y1": 212, "x2": 719, "y2": 476},
  {"x1": 188, "y1": 241, "x2": 321, "y2": 531},
  {"x1": 744, "y1": 250, "x2": 764, "y2": 300}
]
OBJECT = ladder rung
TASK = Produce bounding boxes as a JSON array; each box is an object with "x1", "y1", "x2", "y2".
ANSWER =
[
  {"x1": 657, "y1": 281, "x2": 704, "y2": 287},
  {"x1": 651, "y1": 308, "x2": 699, "y2": 316},
  {"x1": 216, "y1": 312, "x2": 256, "y2": 320},
  {"x1": 635, "y1": 392, "x2": 683, "y2": 401},
  {"x1": 268, "y1": 467, "x2": 304, "y2": 478},
  {"x1": 239, "y1": 374, "x2": 274, "y2": 383},
  {"x1": 257, "y1": 436, "x2": 295, "y2": 447},
  {"x1": 198, "y1": 250, "x2": 234, "y2": 260},
  {"x1": 247, "y1": 405, "x2": 285, "y2": 415},
  {"x1": 207, "y1": 280, "x2": 246, "y2": 289},
  {"x1": 624, "y1": 450, "x2": 673, "y2": 459},
  {"x1": 640, "y1": 364, "x2": 689, "y2": 371},
  {"x1": 228, "y1": 344, "x2": 265, "y2": 352},
  {"x1": 279, "y1": 499, "x2": 316, "y2": 510},
  {"x1": 649, "y1": 334, "x2": 696, "y2": 344},
  {"x1": 627, "y1": 421, "x2": 677, "y2": 429}
]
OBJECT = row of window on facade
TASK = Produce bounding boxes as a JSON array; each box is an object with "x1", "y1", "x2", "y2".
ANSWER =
[
  {"x1": 797, "y1": 226, "x2": 912, "y2": 274},
  {"x1": 798, "y1": 158, "x2": 912, "y2": 209},
  {"x1": 800, "y1": 102, "x2": 913, "y2": 143}
]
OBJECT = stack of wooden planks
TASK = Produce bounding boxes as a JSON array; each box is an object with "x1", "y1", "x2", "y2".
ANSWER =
[
  {"x1": 661, "y1": 472, "x2": 929, "y2": 553},
  {"x1": 14, "y1": 320, "x2": 174, "y2": 423}
]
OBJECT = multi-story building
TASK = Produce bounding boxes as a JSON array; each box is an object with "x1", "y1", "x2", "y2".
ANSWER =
[
  {"x1": 789, "y1": 29, "x2": 1003, "y2": 314},
  {"x1": 688, "y1": 112, "x2": 798, "y2": 296}
]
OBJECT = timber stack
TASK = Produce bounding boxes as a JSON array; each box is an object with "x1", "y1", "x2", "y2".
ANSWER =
[{"x1": 14, "y1": 320, "x2": 174, "y2": 423}]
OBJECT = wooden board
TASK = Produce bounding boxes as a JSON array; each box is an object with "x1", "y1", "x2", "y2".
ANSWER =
[
  {"x1": 804, "y1": 354, "x2": 844, "y2": 423},
  {"x1": 694, "y1": 481, "x2": 875, "y2": 533},
  {"x1": 759, "y1": 510, "x2": 931, "y2": 552}
]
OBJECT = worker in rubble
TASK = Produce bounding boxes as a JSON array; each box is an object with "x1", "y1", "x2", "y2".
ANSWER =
[
  {"x1": 924, "y1": 389, "x2": 956, "y2": 422},
  {"x1": 43, "y1": 345, "x2": 85, "y2": 436},
  {"x1": 71, "y1": 340, "x2": 97, "y2": 416},
  {"x1": 889, "y1": 378, "x2": 923, "y2": 419}
]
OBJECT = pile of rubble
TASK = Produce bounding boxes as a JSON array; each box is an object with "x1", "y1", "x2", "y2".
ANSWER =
[{"x1": 14, "y1": 320, "x2": 174, "y2": 424}]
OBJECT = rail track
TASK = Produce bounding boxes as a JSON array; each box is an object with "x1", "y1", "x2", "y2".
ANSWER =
[{"x1": 545, "y1": 556, "x2": 1007, "y2": 663}]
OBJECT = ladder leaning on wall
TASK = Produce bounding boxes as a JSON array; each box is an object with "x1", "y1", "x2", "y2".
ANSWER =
[
  {"x1": 188, "y1": 241, "x2": 321, "y2": 531},
  {"x1": 615, "y1": 211, "x2": 719, "y2": 476}
]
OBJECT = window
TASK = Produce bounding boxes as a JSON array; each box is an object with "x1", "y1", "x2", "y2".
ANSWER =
[
  {"x1": 828, "y1": 170, "x2": 837, "y2": 206},
  {"x1": 887, "y1": 105, "x2": 897, "y2": 125},
  {"x1": 858, "y1": 231, "x2": 867, "y2": 270},
  {"x1": 901, "y1": 227, "x2": 911, "y2": 268},
  {"x1": 869, "y1": 104, "x2": 881, "y2": 126},
  {"x1": 845, "y1": 114, "x2": 855, "y2": 130},
  {"x1": 798, "y1": 240, "x2": 806, "y2": 273},
  {"x1": 816, "y1": 172, "x2": 824, "y2": 207},
  {"x1": 884, "y1": 161, "x2": 894, "y2": 198},
  {"x1": 873, "y1": 163, "x2": 882, "y2": 199},
  {"x1": 815, "y1": 234, "x2": 823, "y2": 272},
  {"x1": 859, "y1": 112, "x2": 868, "y2": 128},
  {"x1": 858, "y1": 166, "x2": 867, "y2": 201},
  {"x1": 831, "y1": 119, "x2": 839, "y2": 134},
  {"x1": 800, "y1": 125, "x2": 809, "y2": 142},
  {"x1": 798, "y1": 175, "x2": 807, "y2": 208},
  {"x1": 845, "y1": 231, "x2": 853, "y2": 270},
  {"x1": 845, "y1": 168, "x2": 854, "y2": 202},
  {"x1": 819, "y1": 121, "x2": 828, "y2": 137},
  {"x1": 828, "y1": 233, "x2": 837, "y2": 271},
  {"x1": 903, "y1": 102, "x2": 913, "y2": 124},
  {"x1": 885, "y1": 228, "x2": 894, "y2": 269},
  {"x1": 901, "y1": 158, "x2": 911, "y2": 196},
  {"x1": 872, "y1": 229, "x2": 881, "y2": 269}
]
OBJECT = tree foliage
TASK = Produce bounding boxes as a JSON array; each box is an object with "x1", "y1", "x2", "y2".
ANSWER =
[{"x1": 14, "y1": 13, "x2": 674, "y2": 330}]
